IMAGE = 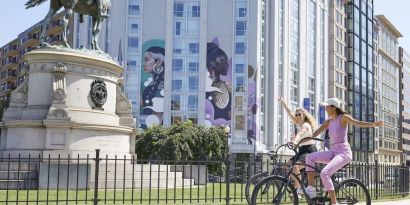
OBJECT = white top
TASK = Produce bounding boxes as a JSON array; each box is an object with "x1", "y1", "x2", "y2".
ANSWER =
[{"x1": 295, "y1": 122, "x2": 314, "y2": 146}]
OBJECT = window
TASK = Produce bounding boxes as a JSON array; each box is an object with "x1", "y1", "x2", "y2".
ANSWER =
[
  {"x1": 235, "y1": 64, "x2": 245, "y2": 73},
  {"x1": 238, "y1": 8, "x2": 247, "y2": 17},
  {"x1": 175, "y1": 22, "x2": 182, "y2": 35},
  {"x1": 236, "y1": 21, "x2": 246, "y2": 36},
  {"x1": 127, "y1": 37, "x2": 138, "y2": 52},
  {"x1": 235, "y1": 115, "x2": 245, "y2": 130},
  {"x1": 129, "y1": 23, "x2": 138, "y2": 34},
  {"x1": 188, "y1": 95, "x2": 198, "y2": 112},
  {"x1": 172, "y1": 79, "x2": 183, "y2": 91},
  {"x1": 235, "y1": 42, "x2": 246, "y2": 54},
  {"x1": 173, "y1": 59, "x2": 183, "y2": 72},
  {"x1": 188, "y1": 62, "x2": 199, "y2": 72},
  {"x1": 174, "y1": 3, "x2": 184, "y2": 17},
  {"x1": 128, "y1": 60, "x2": 137, "y2": 71},
  {"x1": 189, "y1": 43, "x2": 199, "y2": 54},
  {"x1": 236, "y1": 76, "x2": 245, "y2": 92},
  {"x1": 128, "y1": 5, "x2": 140, "y2": 15},
  {"x1": 192, "y1": 5, "x2": 200, "y2": 17},
  {"x1": 172, "y1": 95, "x2": 181, "y2": 110},
  {"x1": 188, "y1": 76, "x2": 198, "y2": 91}
]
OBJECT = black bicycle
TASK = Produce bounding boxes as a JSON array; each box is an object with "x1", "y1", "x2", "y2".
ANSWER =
[
  {"x1": 244, "y1": 144, "x2": 289, "y2": 205},
  {"x1": 250, "y1": 137, "x2": 371, "y2": 205}
]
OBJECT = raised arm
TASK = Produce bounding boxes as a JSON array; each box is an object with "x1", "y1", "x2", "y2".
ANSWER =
[
  {"x1": 311, "y1": 119, "x2": 330, "y2": 138},
  {"x1": 342, "y1": 115, "x2": 384, "y2": 128},
  {"x1": 278, "y1": 96, "x2": 297, "y2": 124}
]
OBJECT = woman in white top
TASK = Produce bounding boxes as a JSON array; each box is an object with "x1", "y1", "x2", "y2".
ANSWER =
[{"x1": 278, "y1": 97, "x2": 318, "y2": 196}]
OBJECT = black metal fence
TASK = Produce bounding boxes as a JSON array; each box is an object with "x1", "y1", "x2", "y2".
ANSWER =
[{"x1": 0, "y1": 150, "x2": 409, "y2": 204}]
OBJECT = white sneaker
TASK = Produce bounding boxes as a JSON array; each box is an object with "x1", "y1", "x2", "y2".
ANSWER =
[{"x1": 305, "y1": 185, "x2": 316, "y2": 198}]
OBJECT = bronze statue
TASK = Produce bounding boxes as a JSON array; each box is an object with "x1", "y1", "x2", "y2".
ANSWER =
[{"x1": 25, "y1": 0, "x2": 111, "y2": 51}]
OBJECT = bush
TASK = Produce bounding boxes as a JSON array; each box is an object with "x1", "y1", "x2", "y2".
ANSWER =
[{"x1": 135, "y1": 121, "x2": 229, "y2": 174}]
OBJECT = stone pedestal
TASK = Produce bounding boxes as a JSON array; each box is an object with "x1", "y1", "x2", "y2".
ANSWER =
[{"x1": 0, "y1": 48, "x2": 136, "y2": 159}]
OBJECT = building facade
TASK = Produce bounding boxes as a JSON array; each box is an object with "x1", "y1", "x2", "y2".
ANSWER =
[
  {"x1": 400, "y1": 47, "x2": 410, "y2": 165},
  {"x1": 374, "y1": 15, "x2": 402, "y2": 165},
  {"x1": 0, "y1": 13, "x2": 73, "y2": 103},
  {"x1": 345, "y1": 0, "x2": 375, "y2": 162},
  {"x1": 328, "y1": 0, "x2": 347, "y2": 103},
  {"x1": 86, "y1": 0, "x2": 329, "y2": 153}
]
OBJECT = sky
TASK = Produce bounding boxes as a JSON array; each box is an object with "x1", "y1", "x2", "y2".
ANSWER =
[{"x1": 0, "y1": 0, "x2": 409, "y2": 50}]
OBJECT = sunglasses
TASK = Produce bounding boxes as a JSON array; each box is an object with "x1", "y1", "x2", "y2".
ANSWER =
[{"x1": 295, "y1": 113, "x2": 302, "y2": 117}]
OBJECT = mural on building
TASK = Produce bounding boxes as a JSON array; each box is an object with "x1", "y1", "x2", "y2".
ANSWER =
[
  {"x1": 247, "y1": 65, "x2": 257, "y2": 144},
  {"x1": 139, "y1": 39, "x2": 165, "y2": 129},
  {"x1": 205, "y1": 39, "x2": 232, "y2": 128}
]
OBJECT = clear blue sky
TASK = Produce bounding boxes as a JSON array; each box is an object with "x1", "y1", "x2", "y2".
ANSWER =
[{"x1": 0, "y1": 0, "x2": 409, "y2": 51}]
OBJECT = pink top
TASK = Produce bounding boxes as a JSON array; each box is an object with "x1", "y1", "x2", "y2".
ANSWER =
[{"x1": 329, "y1": 114, "x2": 348, "y2": 146}]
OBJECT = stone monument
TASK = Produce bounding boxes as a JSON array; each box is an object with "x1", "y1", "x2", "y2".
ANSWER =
[{"x1": 0, "y1": 48, "x2": 136, "y2": 158}]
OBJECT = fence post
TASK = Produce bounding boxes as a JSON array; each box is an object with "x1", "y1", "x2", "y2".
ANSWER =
[
  {"x1": 94, "y1": 149, "x2": 101, "y2": 205},
  {"x1": 375, "y1": 159, "x2": 379, "y2": 200},
  {"x1": 225, "y1": 154, "x2": 231, "y2": 205}
]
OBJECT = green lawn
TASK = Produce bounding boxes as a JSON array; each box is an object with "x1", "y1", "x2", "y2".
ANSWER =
[{"x1": 0, "y1": 183, "x2": 249, "y2": 205}]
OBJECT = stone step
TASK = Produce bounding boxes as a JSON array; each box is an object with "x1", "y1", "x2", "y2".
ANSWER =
[
  {"x1": 0, "y1": 179, "x2": 38, "y2": 189},
  {"x1": 0, "y1": 162, "x2": 39, "y2": 171},
  {"x1": 0, "y1": 171, "x2": 39, "y2": 180},
  {"x1": 92, "y1": 171, "x2": 183, "y2": 181},
  {"x1": 89, "y1": 178, "x2": 196, "y2": 189},
  {"x1": 97, "y1": 163, "x2": 180, "y2": 172}
]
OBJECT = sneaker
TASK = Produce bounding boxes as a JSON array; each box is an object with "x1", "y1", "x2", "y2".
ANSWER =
[{"x1": 305, "y1": 185, "x2": 316, "y2": 198}]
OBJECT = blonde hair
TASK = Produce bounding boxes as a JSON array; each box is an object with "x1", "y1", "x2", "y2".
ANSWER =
[{"x1": 295, "y1": 108, "x2": 318, "y2": 131}]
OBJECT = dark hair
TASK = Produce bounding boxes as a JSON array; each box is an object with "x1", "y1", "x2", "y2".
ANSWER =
[
  {"x1": 146, "y1": 46, "x2": 165, "y2": 67},
  {"x1": 334, "y1": 106, "x2": 348, "y2": 116},
  {"x1": 206, "y1": 42, "x2": 227, "y2": 68}
]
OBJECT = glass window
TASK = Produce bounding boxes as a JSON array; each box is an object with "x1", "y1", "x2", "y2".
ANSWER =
[
  {"x1": 174, "y1": 3, "x2": 184, "y2": 17},
  {"x1": 235, "y1": 64, "x2": 245, "y2": 73},
  {"x1": 235, "y1": 96, "x2": 244, "y2": 111},
  {"x1": 128, "y1": 37, "x2": 138, "y2": 50},
  {"x1": 172, "y1": 79, "x2": 183, "y2": 91},
  {"x1": 188, "y1": 76, "x2": 198, "y2": 91},
  {"x1": 173, "y1": 59, "x2": 183, "y2": 72},
  {"x1": 192, "y1": 5, "x2": 200, "y2": 17},
  {"x1": 187, "y1": 95, "x2": 198, "y2": 112},
  {"x1": 128, "y1": 23, "x2": 138, "y2": 34},
  {"x1": 235, "y1": 42, "x2": 246, "y2": 54},
  {"x1": 235, "y1": 115, "x2": 245, "y2": 130},
  {"x1": 189, "y1": 43, "x2": 199, "y2": 54},
  {"x1": 175, "y1": 22, "x2": 182, "y2": 35},
  {"x1": 236, "y1": 21, "x2": 246, "y2": 36},
  {"x1": 236, "y1": 76, "x2": 245, "y2": 92},
  {"x1": 188, "y1": 62, "x2": 199, "y2": 72},
  {"x1": 172, "y1": 95, "x2": 181, "y2": 111},
  {"x1": 238, "y1": 8, "x2": 247, "y2": 17},
  {"x1": 128, "y1": 5, "x2": 140, "y2": 15},
  {"x1": 171, "y1": 115, "x2": 182, "y2": 123}
]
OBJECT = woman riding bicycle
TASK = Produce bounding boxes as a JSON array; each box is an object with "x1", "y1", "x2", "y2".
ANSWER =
[
  {"x1": 304, "y1": 98, "x2": 383, "y2": 205},
  {"x1": 278, "y1": 96, "x2": 318, "y2": 198}
]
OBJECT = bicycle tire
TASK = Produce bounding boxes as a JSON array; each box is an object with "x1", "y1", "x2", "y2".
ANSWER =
[
  {"x1": 336, "y1": 178, "x2": 371, "y2": 205},
  {"x1": 250, "y1": 175, "x2": 298, "y2": 205},
  {"x1": 245, "y1": 171, "x2": 268, "y2": 205}
]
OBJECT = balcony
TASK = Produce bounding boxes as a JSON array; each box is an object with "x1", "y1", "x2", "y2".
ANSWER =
[
  {"x1": 1, "y1": 57, "x2": 18, "y2": 70},
  {"x1": 47, "y1": 19, "x2": 63, "y2": 35},
  {"x1": 2, "y1": 71, "x2": 17, "y2": 82},
  {"x1": 2, "y1": 44, "x2": 18, "y2": 57},
  {"x1": 21, "y1": 32, "x2": 40, "y2": 48}
]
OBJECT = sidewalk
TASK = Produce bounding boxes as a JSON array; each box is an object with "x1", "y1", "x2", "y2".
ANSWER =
[{"x1": 369, "y1": 199, "x2": 410, "y2": 204}]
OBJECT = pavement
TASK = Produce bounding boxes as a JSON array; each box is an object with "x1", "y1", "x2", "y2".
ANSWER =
[{"x1": 369, "y1": 199, "x2": 410, "y2": 204}]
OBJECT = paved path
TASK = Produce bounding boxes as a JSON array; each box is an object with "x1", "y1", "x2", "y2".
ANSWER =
[{"x1": 369, "y1": 199, "x2": 410, "y2": 204}]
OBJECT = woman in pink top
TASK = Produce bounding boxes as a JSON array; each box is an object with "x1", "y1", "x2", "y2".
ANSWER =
[{"x1": 304, "y1": 98, "x2": 383, "y2": 205}]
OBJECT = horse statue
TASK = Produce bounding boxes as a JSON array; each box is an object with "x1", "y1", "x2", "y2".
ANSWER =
[{"x1": 25, "y1": 0, "x2": 111, "y2": 51}]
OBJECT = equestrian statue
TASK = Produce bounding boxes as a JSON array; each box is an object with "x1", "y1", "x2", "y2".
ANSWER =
[{"x1": 25, "y1": 0, "x2": 111, "y2": 51}]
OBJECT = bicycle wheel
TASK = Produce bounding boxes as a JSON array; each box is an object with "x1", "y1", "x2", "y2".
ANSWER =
[
  {"x1": 245, "y1": 171, "x2": 268, "y2": 205},
  {"x1": 250, "y1": 175, "x2": 298, "y2": 205},
  {"x1": 336, "y1": 178, "x2": 371, "y2": 205}
]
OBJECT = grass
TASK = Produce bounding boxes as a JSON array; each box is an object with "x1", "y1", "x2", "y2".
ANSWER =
[
  {"x1": 0, "y1": 183, "x2": 408, "y2": 205},
  {"x1": 0, "y1": 183, "x2": 249, "y2": 205}
]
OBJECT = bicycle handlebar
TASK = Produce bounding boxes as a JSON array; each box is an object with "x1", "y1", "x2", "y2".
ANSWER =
[{"x1": 267, "y1": 137, "x2": 324, "y2": 160}]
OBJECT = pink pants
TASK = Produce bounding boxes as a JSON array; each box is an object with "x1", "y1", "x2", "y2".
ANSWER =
[{"x1": 305, "y1": 143, "x2": 352, "y2": 191}]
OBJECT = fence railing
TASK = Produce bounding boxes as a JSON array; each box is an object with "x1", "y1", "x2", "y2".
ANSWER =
[{"x1": 0, "y1": 149, "x2": 409, "y2": 204}]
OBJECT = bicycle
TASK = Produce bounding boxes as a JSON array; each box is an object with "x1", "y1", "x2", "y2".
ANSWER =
[
  {"x1": 250, "y1": 137, "x2": 371, "y2": 205},
  {"x1": 244, "y1": 144, "x2": 289, "y2": 205}
]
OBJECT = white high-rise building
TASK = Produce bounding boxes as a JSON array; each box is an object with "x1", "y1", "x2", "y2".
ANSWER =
[{"x1": 74, "y1": 0, "x2": 329, "y2": 154}]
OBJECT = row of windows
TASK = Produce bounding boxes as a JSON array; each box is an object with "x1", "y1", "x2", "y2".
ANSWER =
[{"x1": 174, "y1": 2, "x2": 200, "y2": 18}]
